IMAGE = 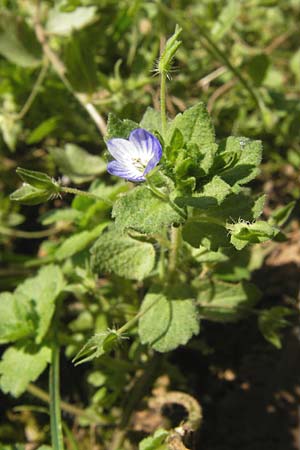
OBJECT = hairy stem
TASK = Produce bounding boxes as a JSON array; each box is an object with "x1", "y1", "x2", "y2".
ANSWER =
[
  {"x1": 60, "y1": 186, "x2": 112, "y2": 205},
  {"x1": 160, "y1": 70, "x2": 167, "y2": 136},
  {"x1": 157, "y1": 3, "x2": 264, "y2": 114}
]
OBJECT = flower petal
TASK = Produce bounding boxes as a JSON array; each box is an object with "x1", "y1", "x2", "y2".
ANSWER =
[
  {"x1": 144, "y1": 153, "x2": 161, "y2": 176},
  {"x1": 106, "y1": 138, "x2": 139, "y2": 163},
  {"x1": 107, "y1": 160, "x2": 145, "y2": 182},
  {"x1": 129, "y1": 129, "x2": 162, "y2": 162}
]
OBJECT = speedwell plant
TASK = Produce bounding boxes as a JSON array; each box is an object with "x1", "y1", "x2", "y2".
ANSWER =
[{"x1": 2, "y1": 26, "x2": 293, "y2": 450}]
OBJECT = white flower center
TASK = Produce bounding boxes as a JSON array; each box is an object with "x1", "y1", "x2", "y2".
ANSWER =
[{"x1": 131, "y1": 156, "x2": 148, "y2": 173}]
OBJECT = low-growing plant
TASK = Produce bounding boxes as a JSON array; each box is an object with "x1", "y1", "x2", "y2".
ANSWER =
[{"x1": 1, "y1": 23, "x2": 295, "y2": 450}]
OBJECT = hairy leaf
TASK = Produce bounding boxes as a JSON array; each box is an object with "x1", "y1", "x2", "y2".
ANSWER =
[
  {"x1": 195, "y1": 280, "x2": 261, "y2": 322},
  {"x1": 0, "y1": 293, "x2": 34, "y2": 344},
  {"x1": 55, "y1": 222, "x2": 108, "y2": 261},
  {"x1": 217, "y1": 137, "x2": 262, "y2": 186},
  {"x1": 139, "y1": 288, "x2": 199, "y2": 352},
  {"x1": 46, "y1": 6, "x2": 97, "y2": 36},
  {"x1": 15, "y1": 265, "x2": 64, "y2": 344},
  {"x1": 91, "y1": 229, "x2": 155, "y2": 280},
  {"x1": 49, "y1": 144, "x2": 106, "y2": 184},
  {"x1": 0, "y1": 345, "x2": 51, "y2": 397},
  {"x1": 113, "y1": 186, "x2": 184, "y2": 234},
  {"x1": 106, "y1": 114, "x2": 138, "y2": 140},
  {"x1": 166, "y1": 102, "x2": 215, "y2": 148},
  {"x1": 140, "y1": 107, "x2": 162, "y2": 133},
  {"x1": 182, "y1": 221, "x2": 229, "y2": 251}
]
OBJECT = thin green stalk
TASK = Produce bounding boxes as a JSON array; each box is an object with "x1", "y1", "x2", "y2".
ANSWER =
[
  {"x1": 34, "y1": 1, "x2": 107, "y2": 136},
  {"x1": 146, "y1": 177, "x2": 168, "y2": 201},
  {"x1": 0, "y1": 225, "x2": 58, "y2": 239},
  {"x1": 157, "y1": 3, "x2": 264, "y2": 114},
  {"x1": 168, "y1": 226, "x2": 181, "y2": 275},
  {"x1": 160, "y1": 70, "x2": 167, "y2": 136},
  {"x1": 27, "y1": 383, "x2": 105, "y2": 424},
  {"x1": 60, "y1": 186, "x2": 112, "y2": 205},
  {"x1": 49, "y1": 337, "x2": 64, "y2": 450},
  {"x1": 15, "y1": 60, "x2": 49, "y2": 120},
  {"x1": 116, "y1": 293, "x2": 165, "y2": 337},
  {"x1": 146, "y1": 177, "x2": 187, "y2": 221}
]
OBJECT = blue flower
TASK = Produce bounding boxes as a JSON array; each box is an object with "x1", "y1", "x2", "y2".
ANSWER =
[{"x1": 106, "y1": 128, "x2": 162, "y2": 182}]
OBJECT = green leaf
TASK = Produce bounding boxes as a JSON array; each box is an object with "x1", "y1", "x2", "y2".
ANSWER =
[
  {"x1": 166, "y1": 102, "x2": 215, "y2": 148},
  {"x1": 26, "y1": 117, "x2": 60, "y2": 145},
  {"x1": 106, "y1": 114, "x2": 138, "y2": 140},
  {"x1": 211, "y1": 0, "x2": 240, "y2": 41},
  {"x1": 0, "y1": 345, "x2": 51, "y2": 397},
  {"x1": 176, "y1": 176, "x2": 231, "y2": 208},
  {"x1": 139, "y1": 428, "x2": 169, "y2": 450},
  {"x1": 112, "y1": 186, "x2": 184, "y2": 234},
  {"x1": 182, "y1": 221, "x2": 229, "y2": 251},
  {"x1": 248, "y1": 54, "x2": 270, "y2": 86},
  {"x1": 40, "y1": 208, "x2": 82, "y2": 225},
  {"x1": 140, "y1": 107, "x2": 162, "y2": 133},
  {"x1": 10, "y1": 184, "x2": 51, "y2": 206},
  {"x1": 0, "y1": 292, "x2": 34, "y2": 344},
  {"x1": 229, "y1": 220, "x2": 277, "y2": 250},
  {"x1": 139, "y1": 287, "x2": 200, "y2": 352},
  {"x1": 0, "y1": 113, "x2": 22, "y2": 151},
  {"x1": 49, "y1": 144, "x2": 106, "y2": 184},
  {"x1": 16, "y1": 167, "x2": 59, "y2": 191},
  {"x1": 0, "y1": 11, "x2": 41, "y2": 67},
  {"x1": 55, "y1": 222, "x2": 108, "y2": 261},
  {"x1": 64, "y1": 31, "x2": 98, "y2": 93},
  {"x1": 15, "y1": 265, "x2": 64, "y2": 344},
  {"x1": 217, "y1": 137, "x2": 262, "y2": 186},
  {"x1": 269, "y1": 201, "x2": 295, "y2": 227},
  {"x1": 191, "y1": 246, "x2": 229, "y2": 264},
  {"x1": 46, "y1": 6, "x2": 97, "y2": 36},
  {"x1": 195, "y1": 280, "x2": 261, "y2": 322},
  {"x1": 193, "y1": 191, "x2": 265, "y2": 224},
  {"x1": 258, "y1": 307, "x2": 294, "y2": 349},
  {"x1": 91, "y1": 228, "x2": 155, "y2": 280}
]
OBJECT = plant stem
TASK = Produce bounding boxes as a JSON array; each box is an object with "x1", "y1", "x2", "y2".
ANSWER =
[
  {"x1": 160, "y1": 70, "x2": 167, "y2": 136},
  {"x1": 168, "y1": 226, "x2": 181, "y2": 275},
  {"x1": 60, "y1": 186, "x2": 112, "y2": 205},
  {"x1": 116, "y1": 294, "x2": 165, "y2": 336},
  {"x1": 34, "y1": 1, "x2": 107, "y2": 136},
  {"x1": 27, "y1": 383, "x2": 105, "y2": 424},
  {"x1": 0, "y1": 225, "x2": 59, "y2": 239},
  {"x1": 15, "y1": 59, "x2": 49, "y2": 120},
  {"x1": 111, "y1": 355, "x2": 162, "y2": 450},
  {"x1": 146, "y1": 177, "x2": 168, "y2": 201},
  {"x1": 157, "y1": 3, "x2": 264, "y2": 114},
  {"x1": 49, "y1": 338, "x2": 64, "y2": 450},
  {"x1": 146, "y1": 177, "x2": 187, "y2": 220}
]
